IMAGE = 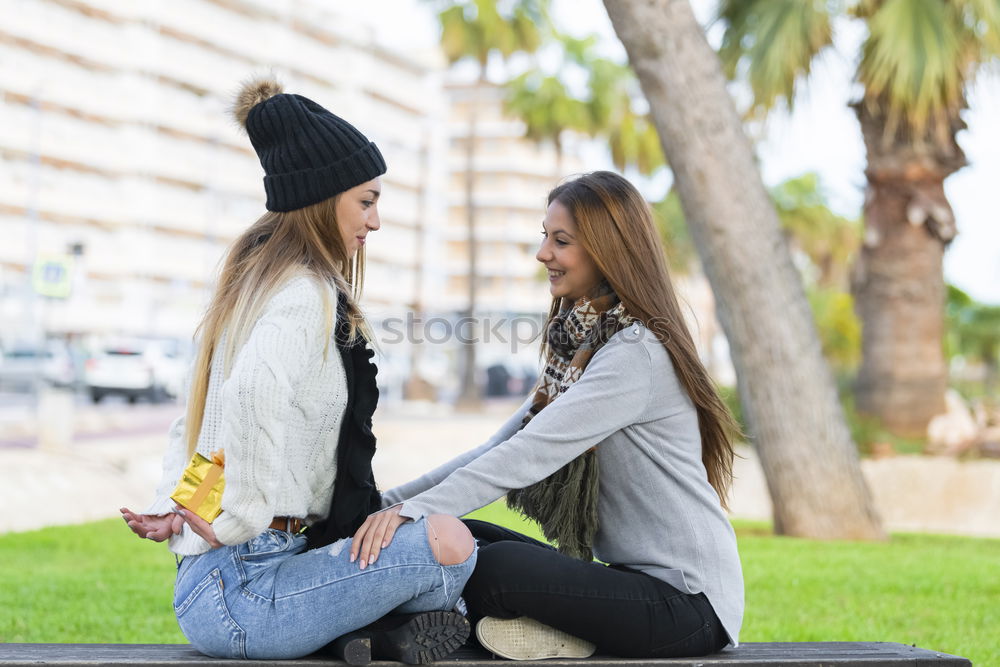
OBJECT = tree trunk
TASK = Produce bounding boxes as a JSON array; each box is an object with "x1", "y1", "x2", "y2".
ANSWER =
[
  {"x1": 983, "y1": 346, "x2": 997, "y2": 405},
  {"x1": 603, "y1": 0, "x2": 884, "y2": 539},
  {"x1": 554, "y1": 135, "x2": 564, "y2": 183},
  {"x1": 404, "y1": 132, "x2": 435, "y2": 401},
  {"x1": 852, "y1": 101, "x2": 965, "y2": 437},
  {"x1": 457, "y1": 73, "x2": 483, "y2": 408}
]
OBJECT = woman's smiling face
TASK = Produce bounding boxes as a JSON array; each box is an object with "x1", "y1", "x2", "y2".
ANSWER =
[
  {"x1": 335, "y1": 177, "x2": 382, "y2": 257},
  {"x1": 536, "y1": 199, "x2": 604, "y2": 301}
]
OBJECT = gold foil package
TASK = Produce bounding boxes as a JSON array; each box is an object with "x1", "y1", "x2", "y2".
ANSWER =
[{"x1": 171, "y1": 450, "x2": 226, "y2": 523}]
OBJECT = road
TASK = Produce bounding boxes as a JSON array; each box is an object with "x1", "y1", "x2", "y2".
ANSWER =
[{"x1": 0, "y1": 388, "x2": 180, "y2": 449}]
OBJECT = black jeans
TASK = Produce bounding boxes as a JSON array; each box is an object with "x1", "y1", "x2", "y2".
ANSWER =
[{"x1": 462, "y1": 519, "x2": 727, "y2": 659}]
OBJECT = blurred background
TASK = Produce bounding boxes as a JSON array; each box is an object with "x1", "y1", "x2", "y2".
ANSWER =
[{"x1": 1, "y1": 0, "x2": 998, "y2": 538}]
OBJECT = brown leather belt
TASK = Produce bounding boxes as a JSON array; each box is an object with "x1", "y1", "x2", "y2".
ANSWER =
[{"x1": 269, "y1": 517, "x2": 304, "y2": 533}]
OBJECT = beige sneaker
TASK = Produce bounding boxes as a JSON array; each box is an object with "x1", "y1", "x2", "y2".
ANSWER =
[{"x1": 476, "y1": 616, "x2": 597, "y2": 661}]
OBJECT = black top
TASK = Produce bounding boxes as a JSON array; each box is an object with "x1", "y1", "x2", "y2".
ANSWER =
[{"x1": 305, "y1": 295, "x2": 382, "y2": 549}]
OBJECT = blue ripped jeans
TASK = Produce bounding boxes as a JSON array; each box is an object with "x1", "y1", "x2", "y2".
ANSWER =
[{"x1": 172, "y1": 519, "x2": 476, "y2": 659}]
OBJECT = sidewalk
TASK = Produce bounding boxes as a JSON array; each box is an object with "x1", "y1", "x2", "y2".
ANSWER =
[
  {"x1": 4, "y1": 399, "x2": 1000, "y2": 538},
  {"x1": 0, "y1": 399, "x2": 528, "y2": 534}
]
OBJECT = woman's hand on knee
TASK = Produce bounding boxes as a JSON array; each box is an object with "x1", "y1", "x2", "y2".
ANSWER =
[{"x1": 351, "y1": 505, "x2": 408, "y2": 569}]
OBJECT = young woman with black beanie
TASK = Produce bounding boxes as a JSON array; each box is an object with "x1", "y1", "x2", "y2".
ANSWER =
[{"x1": 120, "y1": 77, "x2": 475, "y2": 664}]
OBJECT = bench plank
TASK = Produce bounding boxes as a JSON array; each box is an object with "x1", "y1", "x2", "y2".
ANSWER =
[{"x1": 0, "y1": 642, "x2": 971, "y2": 666}]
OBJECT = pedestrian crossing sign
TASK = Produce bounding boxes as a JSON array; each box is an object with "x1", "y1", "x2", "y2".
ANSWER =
[{"x1": 32, "y1": 255, "x2": 74, "y2": 299}]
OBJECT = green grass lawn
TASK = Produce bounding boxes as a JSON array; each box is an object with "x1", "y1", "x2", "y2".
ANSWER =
[{"x1": 1, "y1": 505, "x2": 996, "y2": 665}]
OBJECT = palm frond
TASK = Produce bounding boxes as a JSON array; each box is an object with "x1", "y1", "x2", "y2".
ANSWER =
[
  {"x1": 717, "y1": 0, "x2": 835, "y2": 115},
  {"x1": 474, "y1": 0, "x2": 514, "y2": 57},
  {"x1": 558, "y1": 32, "x2": 601, "y2": 68},
  {"x1": 652, "y1": 189, "x2": 697, "y2": 274},
  {"x1": 607, "y1": 109, "x2": 665, "y2": 175},
  {"x1": 771, "y1": 173, "x2": 860, "y2": 289},
  {"x1": 953, "y1": 0, "x2": 1000, "y2": 56},
  {"x1": 584, "y1": 58, "x2": 632, "y2": 131},
  {"x1": 438, "y1": 5, "x2": 477, "y2": 64},
  {"x1": 504, "y1": 71, "x2": 588, "y2": 145},
  {"x1": 850, "y1": 0, "x2": 881, "y2": 20},
  {"x1": 859, "y1": 0, "x2": 969, "y2": 137},
  {"x1": 435, "y1": 0, "x2": 547, "y2": 65}
]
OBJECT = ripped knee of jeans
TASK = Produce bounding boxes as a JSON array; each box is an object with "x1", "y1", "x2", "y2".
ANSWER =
[{"x1": 425, "y1": 515, "x2": 475, "y2": 566}]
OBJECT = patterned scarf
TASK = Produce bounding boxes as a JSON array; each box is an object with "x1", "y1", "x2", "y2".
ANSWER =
[{"x1": 506, "y1": 286, "x2": 636, "y2": 560}]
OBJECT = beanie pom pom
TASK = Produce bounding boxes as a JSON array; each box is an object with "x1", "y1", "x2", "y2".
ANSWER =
[{"x1": 232, "y1": 76, "x2": 283, "y2": 129}]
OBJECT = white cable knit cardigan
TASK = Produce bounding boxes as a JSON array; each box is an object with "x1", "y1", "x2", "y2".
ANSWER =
[{"x1": 144, "y1": 276, "x2": 348, "y2": 555}]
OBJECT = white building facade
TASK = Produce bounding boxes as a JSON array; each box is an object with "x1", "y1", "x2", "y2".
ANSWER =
[
  {"x1": 0, "y1": 2, "x2": 728, "y2": 398},
  {"x1": 0, "y1": 0, "x2": 447, "y2": 353}
]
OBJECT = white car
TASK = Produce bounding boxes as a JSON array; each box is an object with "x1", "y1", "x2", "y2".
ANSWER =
[
  {"x1": 0, "y1": 342, "x2": 77, "y2": 391},
  {"x1": 84, "y1": 340, "x2": 186, "y2": 403}
]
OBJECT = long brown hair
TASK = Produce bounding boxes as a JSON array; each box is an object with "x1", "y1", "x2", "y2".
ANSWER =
[
  {"x1": 545, "y1": 171, "x2": 740, "y2": 508},
  {"x1": 184, "y1": 194, "x2": 368, "y2": 457}
]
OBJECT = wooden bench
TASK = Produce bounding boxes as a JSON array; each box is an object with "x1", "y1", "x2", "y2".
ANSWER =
[{"x1": 0, "y1": 642, "x2": 971, "y2": 665}]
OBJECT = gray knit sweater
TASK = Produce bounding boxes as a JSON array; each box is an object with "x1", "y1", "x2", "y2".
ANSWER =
[{"x1": 383, "y1": 323, "x2": 745, "y2": 646}]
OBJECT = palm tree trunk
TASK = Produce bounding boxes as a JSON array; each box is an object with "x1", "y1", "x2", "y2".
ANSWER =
[
  {"x1": 405, "y1": 132, "x2": 434, "y2": 401},
  {"x1": 457, "y1": 72, "x2": 483, "y2": 407},
  {"x1": 554, "y1": 135, "x2": 564, "y2": 183},
  {"x1": 983, "y1": 345, "x2": 997, "y2": 404},
  {"x1": 852, "y1": 102, "x2": 965, "y2": 437},
  {"x1": 603, "y1": 0, "x2": 884, "y2": 539}
]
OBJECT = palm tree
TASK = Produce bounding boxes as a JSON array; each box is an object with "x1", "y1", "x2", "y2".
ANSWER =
[
  {"x1": 504, "y1": 70, "x2": 589, "y2": 179},
  {"x1": 651, "y1": 189, "x2": 698, "y2": 275},
  {"x1": 771, "y1": 173, "x2": 861, "y2": 291},
  {"x1": 602, "y1": 0, "x2": 883, "y2": 539},
  {"x1": 773, "y1": 174, "x2": 864, "y2": 375},
  {"x1": 582, "y1": 56, "x2": 665, "y2": 176},
  {"x1": 665, "y1": 174, "x2": 865, "y2": 374},
  {"x1": 433, "y1": 0, "x2": 546, "y2": 406},
  {"x1": 948, "y1": 285, "x2": 1000, "y2": 405},
  {"x1": 715, "y1": 0, "x2": 1000, "y2": 436},
  {"x1": 503, "y1": 32, "x2": 664, "y2": 179}
]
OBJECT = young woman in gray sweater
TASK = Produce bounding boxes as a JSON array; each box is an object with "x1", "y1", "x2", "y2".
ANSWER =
[{"x1": 352, "y1": 171, "x2": 744, "y2": 660}]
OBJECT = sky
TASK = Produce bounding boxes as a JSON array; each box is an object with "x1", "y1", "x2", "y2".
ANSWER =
[{"x1": 367, "y1": 0, "x2": 999, "y2": 304}]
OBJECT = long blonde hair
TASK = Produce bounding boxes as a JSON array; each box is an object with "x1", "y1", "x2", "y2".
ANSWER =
[
  {"x1": 184, "y1": 195, "x2": 367, "y2": 457},
  {"x1": 545, "y1": 171, "x2": 741, "y2": 508}
]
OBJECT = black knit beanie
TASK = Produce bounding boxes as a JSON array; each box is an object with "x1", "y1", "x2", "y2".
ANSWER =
[{"x1": 232, "y1": 78, "x2": 387, "y2": 212}]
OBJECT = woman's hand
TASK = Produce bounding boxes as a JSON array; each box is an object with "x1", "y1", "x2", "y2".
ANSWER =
[
  {"x1": 175, "y1": 506, "x2": 224, "y2": 549},
  {"x1": 120, "y1": 507, "x2": 183, "y2": 542},
  {"x1": 351, "y1": 505, "x2": 409, "y2": 569}
]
